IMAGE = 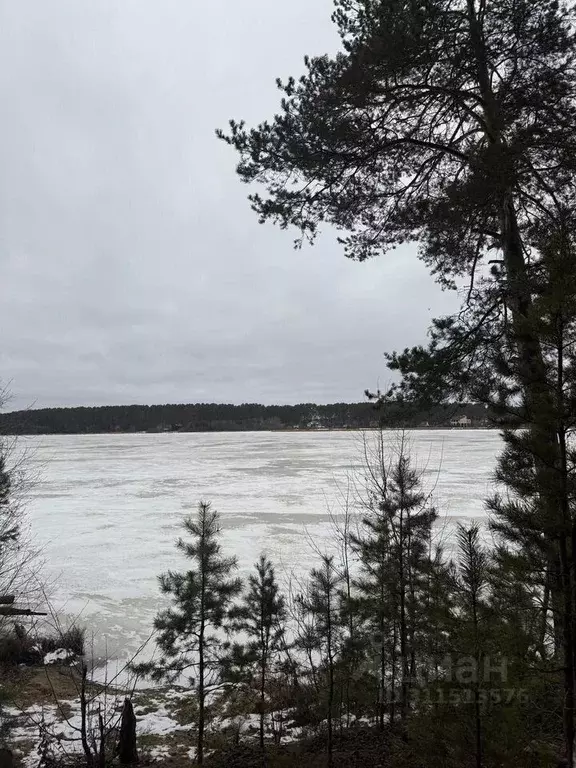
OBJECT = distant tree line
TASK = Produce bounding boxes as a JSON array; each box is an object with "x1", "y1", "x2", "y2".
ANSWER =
[{"x1": 0, "y1": 402, "x2": 491, "y2": 435}]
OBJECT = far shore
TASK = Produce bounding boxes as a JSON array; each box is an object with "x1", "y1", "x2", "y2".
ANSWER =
[{"x1": 8, "y1": 425, "x2": 500, "y2": 437}]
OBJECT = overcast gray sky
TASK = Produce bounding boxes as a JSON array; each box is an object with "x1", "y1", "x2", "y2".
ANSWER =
[{"x1": 0, "y1": 0, "x2": 458, "y2": 409}]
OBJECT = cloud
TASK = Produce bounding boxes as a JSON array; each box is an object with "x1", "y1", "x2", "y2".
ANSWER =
[{"x1": 0, "y1": 0, "x2": 458, "y2": 409}]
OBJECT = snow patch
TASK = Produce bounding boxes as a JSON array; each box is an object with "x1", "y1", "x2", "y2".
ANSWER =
[
  {"x1": 136, "y1": 703, "x2": 187, "y2": 736},
  {"x1": 146, "y1": 744, "x2": 172, "y2": 761},
  {"x1": 43, "y1": 648, "x2": 74, "y2": 665}
]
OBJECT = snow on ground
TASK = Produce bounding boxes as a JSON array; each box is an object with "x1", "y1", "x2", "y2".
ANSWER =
[
  {"x1": 213, "y1": 711, "x2": 304, "y2": 744},
  {"x1": 5, "y1": 680, "x2": 305, "y2": 766},
  {"x1": 147, "y1": 744, "x2": 172, "y2": 761},
  {"x1": 134, "y1": 701, "x2": 187, "y2": 736},
  {"x1": 5, "y1": 686, "x2": 192, "y2": 765}
]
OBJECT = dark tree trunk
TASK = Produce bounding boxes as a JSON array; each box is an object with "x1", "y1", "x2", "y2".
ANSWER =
[
  {"x1": 540, "y1": 563, "x2": 552, "y2": 661},
  {"x1": 399, "y1": 506, "x2": 409, "y2": 728},
  {"x1": 472, "y1": 597, "x2": 482, "y2": 768},
  {"x1": 0, "y1": 748, "x2": 14, "y2": 768},
  {"x1": 559, "y1": 535, "x2": 575, "y2": 768},
  {"x1": 98, "y1": 710, "x2": 106, "y2": 768},
  {"x1": 80, "y1": 664, "x2": 94, "y2": 768},
  {"x1": 259, "y1": 653, "x2": 266, "y2": 752},
  {"x1": 327, "y1": 596, "x2": 334, "y2": 768},
  {"x1": 118, "y1": 698, "x2": 139, "y2": 765},
  {"x1": 467, "y1": 0, "x2": 573, "y2": 761},
  {"x1": 197, "y1": 620, "x2": 205, "y2": 766}
]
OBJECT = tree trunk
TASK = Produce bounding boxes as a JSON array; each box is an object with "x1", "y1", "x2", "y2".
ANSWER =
[
  {"x1": 399, "y1": 506, "x2": 409, "y2": 728},
  {"x1": 540, "y1": 562, "x2": 552, "y2": 661},
  {"x1": 80, "y1": 664, "x2": 94, "y2": 768},
  {"x1": 474, "y1": 685, "x2": 482, "y2": 768},
  {"x1": 558, "y1": 327, "x2": 576, "y2": 767},
  {"x1": 559, "y1": 535, "x2": 575, "y2": 768},
  {"x1": 382, "y1": 617, "x2": 390, "y2": 728},
  {"x1": 327, "y1": 596, "x2": 334, "y2": 768},
  {"x1": 197, "y1": 617, "x2": 205, "y2": 765},
  {"x1": 259, "y1": 655, "x2": 266, "y2": 752},
  {"x1": 345, "y1": 551, "x2": 353, "y2": 730},
  {"x1": 118, "y1": 698, "x2": 139, "y2": 765},
  {"x1": 472, "y1": 593, "x2": 482, "y2": 768},
  {"x1": 467, "y1": 1, "x2": 573, "y2": 762},
  {"x1": 98, "y1": 710, "x2": 106, "y2": 768},
  {"x1": 388, "y1": 621, "x2": 395, "y2": 727}
]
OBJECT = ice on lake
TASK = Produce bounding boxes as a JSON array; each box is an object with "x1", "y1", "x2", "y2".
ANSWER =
[{"x1": 22, "y1": 430, "x2": 501, "y2": 667}]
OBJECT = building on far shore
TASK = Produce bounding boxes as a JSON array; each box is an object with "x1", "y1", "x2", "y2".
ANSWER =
[{"x1": 450, "y1": 415, "x2": 472, "y2": 427}]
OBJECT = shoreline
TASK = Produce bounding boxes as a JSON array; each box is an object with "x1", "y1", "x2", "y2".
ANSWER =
[{"x1": 8, "y1": 426, "x2": 500, "y2": 437}]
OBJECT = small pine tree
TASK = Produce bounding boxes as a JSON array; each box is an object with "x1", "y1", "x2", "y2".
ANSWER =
[
  {"x1": 0, "y1": 454, "x2": 10, "y2": 509},
  {"x1": 229, "y1": 554, "x2": 287, "y2": 750},
  {"x1": 453, "y1": 524, "x2": 489, "y2": 768},
  {"x1": 352, "y1": 434, "x2": 438, "y2": 729},
  {"x1": 352, "y1": 494, "x2": 394, "y2": 728},
  {"x1": 142, "y1": 501, "x2": 242, "y2": 766},
  {"x1": 0, "y1": 453, "x2": 19, "y2": 553},
  {"x1": 298, "y1": 555, "x2": 343, "y2": 768}
]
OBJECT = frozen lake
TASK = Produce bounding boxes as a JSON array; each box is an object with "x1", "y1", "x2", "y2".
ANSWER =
[{"x1": 22, "y1": 430, "x2": 501, "y2": 667}]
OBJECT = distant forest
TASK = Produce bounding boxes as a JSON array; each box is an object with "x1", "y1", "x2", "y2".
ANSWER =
[{"x1": 0, "y1": 402, "x2": 492, "y2": 435}]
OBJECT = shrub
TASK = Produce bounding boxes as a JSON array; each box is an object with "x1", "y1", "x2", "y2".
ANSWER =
[
  {"x1": 0, "y1": 625, "x2": 35, "y2": 666},
  {"x1": 60, "y1": 625, "x2": 85, "y2": 656},
  {"x1": 39, "y1": 625, "x2": 85, "y2": 657},
  {"x1": 0, "y1": 623, "x2": 86, "y2": 666}
]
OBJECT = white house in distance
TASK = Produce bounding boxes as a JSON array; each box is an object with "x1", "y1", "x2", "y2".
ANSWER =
[{"x1": 450, "y1": 415, "x2": 472, "y2": 427}]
